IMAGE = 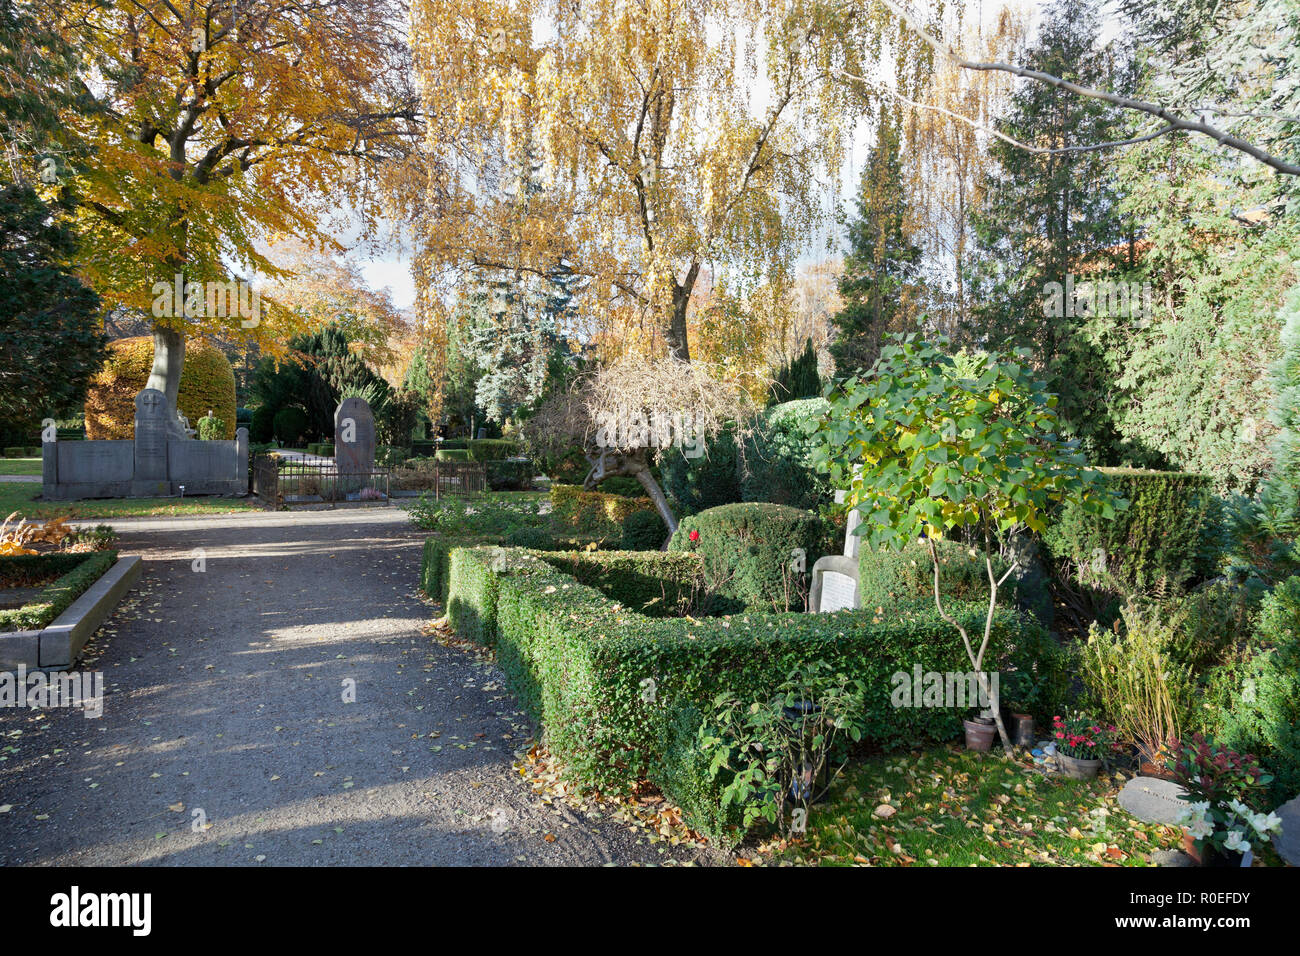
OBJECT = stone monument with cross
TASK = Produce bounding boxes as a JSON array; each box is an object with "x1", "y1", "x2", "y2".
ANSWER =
[
  {"x1": 809, "y1": 488, "x2": 865, "y2": 613},
  {"x1": 130, "y1": 387, "x2": 172, "y2": 495},
  {"x1": 42, "y1": 387, "x2": 249, "y2": 499}
]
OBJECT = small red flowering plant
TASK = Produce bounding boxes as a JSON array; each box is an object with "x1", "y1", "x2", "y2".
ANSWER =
[
  {"x1": 1051, "y1": 713, "x2": 1121, "y2": 761},
  {"x1": 688, "y1": 529, "x2": 700, "y2": 542},
  {"x1": 1168, "y1": 734, "x2": 1280, "y2": 857}
]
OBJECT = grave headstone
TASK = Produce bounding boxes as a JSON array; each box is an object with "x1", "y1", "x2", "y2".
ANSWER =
[
  {"x1": 334, "y1": 397, "x2": 375, "y2": 476},
  {"x1": 810, "y1": 555, "x2": 861, "y2": 612},
  {"x1": 1117, "y1": 776, "x2": 1189, "y2": 825},
  {"x1": 235, "y1": 426, "x2": 248, "y2": 482},
  {"x1": 833, "y1": 489, "x2": 863, "y2": 559},
  {"x1": 132, "y1": 388, "x2": 171, "y2": 493}
]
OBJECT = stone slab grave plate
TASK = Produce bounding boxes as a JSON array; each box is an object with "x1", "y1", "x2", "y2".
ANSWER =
[
  {"x1": 1277, "y1": 794, "x2": 1300, "y2": 866},
  {"x1": 1117, "y1": 776, "x2": 1188, "y2": 825},
  {"x1": 810, "y1": 555, "x2": 861, "y2": 613}
]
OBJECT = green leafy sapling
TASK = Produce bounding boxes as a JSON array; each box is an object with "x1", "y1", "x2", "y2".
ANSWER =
[{"x1": 812, "y1": 333, "x2": 1118, "y2": 754}]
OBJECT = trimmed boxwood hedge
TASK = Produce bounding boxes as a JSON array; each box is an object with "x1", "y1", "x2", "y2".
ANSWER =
[
  {"x1": 621, "y1": 508, "x2": 668, "y2": 551},
  {"x1": 0, "y1": 551, "x2": 118, "y2": 631},
  {"x1": 435, "y1": 545, "x2": 1058, "y2": 845},
  {"x1": 466, "y1": 439, "x2": 521, "y2": 461},
  {"x1": 550, "y1": 483, "x2": 654, "y2": 534},
  {"x1": 858, "y1": 538, "x2": 1035, "y2": 611},
  {"x1": 540, "y1": 550, "x2": 703, "y2": 617},
  {"x1": 667, "y1": 502, "x2": 834, "y2": 612},
  {"x1": 1042, "y1": 467, "x2": 1214, "y2": 595}
]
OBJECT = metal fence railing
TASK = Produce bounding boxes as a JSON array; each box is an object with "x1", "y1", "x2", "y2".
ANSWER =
[{"x1": 252, "y1": 455, "x2": 486, "y2": 507}]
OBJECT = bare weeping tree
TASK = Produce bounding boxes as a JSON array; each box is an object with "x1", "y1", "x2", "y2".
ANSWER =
[{"x1": 524, "y1": 356, "x2": 755, "y2": 533}]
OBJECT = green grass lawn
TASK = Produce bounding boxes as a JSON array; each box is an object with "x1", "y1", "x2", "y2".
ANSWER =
[
  {"x1": 0, "y1": 458, "x2": 41, "y2": 476},
  {"x1": 0, "y1": 480, "x2": 262, "y2": 519},
  {"x1": 772, "y1": 747, "x2": 1189, "y2": 867}
]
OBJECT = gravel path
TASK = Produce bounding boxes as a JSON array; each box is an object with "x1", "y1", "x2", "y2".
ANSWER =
[{"x1": 0, "y1": 507, "x2": 704, "y2": 866}]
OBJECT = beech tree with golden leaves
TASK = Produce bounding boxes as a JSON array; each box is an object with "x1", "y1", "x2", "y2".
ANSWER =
[{"x1": 52, "y1": 0, "x2": 421, "y2": 430}]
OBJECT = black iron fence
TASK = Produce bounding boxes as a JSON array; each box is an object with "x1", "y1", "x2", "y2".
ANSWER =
[{"x1": 252, "y1": 455, "x2": 486, "y2": 507}]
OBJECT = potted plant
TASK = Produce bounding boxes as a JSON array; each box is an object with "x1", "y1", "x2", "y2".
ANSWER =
[
  {"x1": 1169, "y1": 734, "x2": 1282, "y2": 867},
  {"x1": 1051, "y1": 714, "x2": 1118, "y2": 779},
  {"x1": 963, "y1": 711, "x2": 998, "y2": 751}
]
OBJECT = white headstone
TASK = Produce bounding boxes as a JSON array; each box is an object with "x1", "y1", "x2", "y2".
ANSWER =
[
  {"x1": 821, "y1": 571, "x2": 857, "y2": 611},
  {"x1": 834, "y1": 489, "x2": 864, "y2": 558},
  {"x1": 809, "y1": 555, "x2": 861, "y2": 613}
]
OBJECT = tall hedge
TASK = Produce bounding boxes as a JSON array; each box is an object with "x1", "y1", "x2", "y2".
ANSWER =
[
  {"x1": 667, "y1": 502, "x2": 834, "y2": 612},
  {"x1": 740, "y1": 398, "x2": 831, "y2": 510},
  {"x1": 857, "y1": 538, "x2": 1050, "y2": 621},
  {"x1": 85, "y1": 336, "x2": 237, "y2": 440},
  {"x1": 1042, "y1": 467, "x2": 1215, "y2": 595}
]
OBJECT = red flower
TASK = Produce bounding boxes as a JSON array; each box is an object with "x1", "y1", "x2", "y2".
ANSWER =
[{"x1": 688, "y1": 529, "x2": 700, "y2": 542}]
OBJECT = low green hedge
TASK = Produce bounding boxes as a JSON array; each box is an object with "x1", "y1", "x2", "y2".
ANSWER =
[
  {"x1": 445, "y1": 546, "x2": 503, "y2": 646},
  {"x1": 667, "y1": 502, "x2": 834, "y2": 612},
  {"x1": 441, "y1": 545, "x2": 1056, "y2": 844},
  {"x1": 550, "y1": 483, "x2": 654, "y2": 534},
  {"x1": 436, "y1": 448, "x2": 473, "y2": 462},
  {"x1": 503, "y1": 527, "x2": 563, "y2": 551},
  {"x1": 467, "y1": 439, "x2": 521, "y2": 462},
  {"x1": 420, "y1": 536, "x2": 499, "y2": 604},
  {"x1": 540, "y1": 550, "x2": 703, "y2": 618},
  {"x1": 1043, "y1": 468, "x2": 1214, "y2": 596},
  {"x1": 0, "y1": 551, "x2": 118, "y2": 631},
  {"x1": 621, "y1": 508, "x2": 668, "y2": 550}
]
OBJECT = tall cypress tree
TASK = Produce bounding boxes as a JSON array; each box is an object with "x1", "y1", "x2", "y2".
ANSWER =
[
  {"x1": 770, "y1": 337, "x2": 822, "y2": 405},
  {"x1": 829, "y1": 106, "x2": 921, "y2": 375},
  {"x1": 965, "y1": 0, "x2": 1133, "y2": 365}
]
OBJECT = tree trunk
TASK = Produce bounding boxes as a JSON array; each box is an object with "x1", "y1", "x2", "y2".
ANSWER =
[
  {"x1": 633, "y1": 465, "x2": 679, "y2": 536},
  {"x1": 582, "y1": 447, "x2": 679, "y2": 535},
  {"x1": 146, "y1": 324, "x2": 186, "y2": 433},
  {"x1": 664, "y1": 262, "x2": 700, "y2": 362}
]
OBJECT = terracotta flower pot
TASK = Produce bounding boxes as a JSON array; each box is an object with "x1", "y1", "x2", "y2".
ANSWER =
[
  {"x1": 1055, "y1": 752, "x2": 1101, "y2": 780},
  {"x1": 963, "y1": 718, "x2": 997, "y2": 751},
  {"x1": 1137, "y1": 743, "x2": 1176, "y2": 780},
  {"x1": 1181, "y1": 831, "x2": 1248, "y2": 867}
]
